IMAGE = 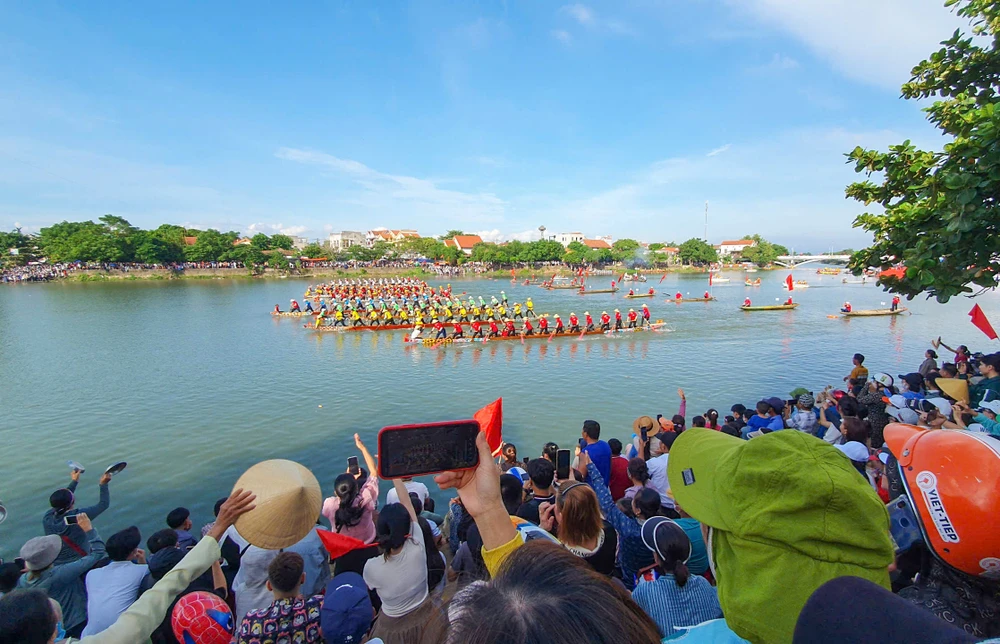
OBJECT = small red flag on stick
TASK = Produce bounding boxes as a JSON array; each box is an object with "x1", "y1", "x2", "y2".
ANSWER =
[
  {"x1": 475, "y1": 398, "x2": 504, "y2": 457},
  {"x1": 785, "y1": 274, "x2": 794, "y2": 291},
  {"x1": 970, "y1": 304, "x2": 998, "y2": 340}
]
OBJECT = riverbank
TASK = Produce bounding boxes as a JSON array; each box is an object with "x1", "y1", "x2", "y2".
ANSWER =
[{"x1": 4, "y1": 264, "x2": 718, "y2": 284}]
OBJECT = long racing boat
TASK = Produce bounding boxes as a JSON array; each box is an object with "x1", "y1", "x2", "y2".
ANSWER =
[
  {"x1": 404, "y1": 322, "x2": 668, "y2": 346},
  {"x1": 303, "y1": 322, "x2": 416, "y2": 332},
  {"x1": 578, "y1": 288, "x2": 620, "y2": 295},
  {"x1": 842, "y1": 308, "x2": 908, "y2": 317},
  {"x1": 741, "y1": 304, "x2": 799, "y2": 311},
  {"x1": 670, "y1": 297, "x2": 716, "y2": 303}
]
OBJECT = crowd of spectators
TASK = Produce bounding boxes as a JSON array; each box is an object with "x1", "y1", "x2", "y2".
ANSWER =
[{"x1": 1, "y1": 341, "x2": 998, "y2": 643}]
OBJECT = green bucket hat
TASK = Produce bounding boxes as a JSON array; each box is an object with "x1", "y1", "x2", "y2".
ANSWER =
[
  {"x1": 667, "y1": 429, "x2": 893, "y2": 643},
  {"x1": 789, "y1": 387, "x2": 810, "y2": 399}
]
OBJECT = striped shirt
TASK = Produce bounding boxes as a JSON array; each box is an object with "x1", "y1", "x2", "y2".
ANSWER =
[{"x1": 631, "y1": 574, "x2": 723, "y2": 640}]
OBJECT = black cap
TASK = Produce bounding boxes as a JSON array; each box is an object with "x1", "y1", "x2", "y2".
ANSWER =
[
  {"x1": 897, "y1": 373, "x2": 924, "y2": 390},
  {"x1": 654, "y1": 432, "x2": 678, "y2": 449}
]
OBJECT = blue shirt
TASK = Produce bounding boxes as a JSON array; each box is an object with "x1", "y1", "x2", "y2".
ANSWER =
[
  {"x1": 587, "y1": 462, "x2": 654, "y2": 590},
  {"x1": 583, "y1": 440, "x2": 612, "y2": 482},
  {"x1": 674, "y1": 518, "x2": 709, "y2": 576},
  {"x1": 632, "y1": 574, "x2": 723, "y2": 640}
]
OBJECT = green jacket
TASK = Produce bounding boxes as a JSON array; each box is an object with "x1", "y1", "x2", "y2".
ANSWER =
[{"x1": 970, "y1": 375, "x2": 1000, "y2": 406}]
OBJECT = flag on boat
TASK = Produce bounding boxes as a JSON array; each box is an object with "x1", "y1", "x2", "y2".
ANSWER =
[
  {"x1": 475, "y1": 398, "x2": 504, "y2": 457},
  {"x1": 659, "y1": 273, "x2": 667, "y2": 284},
  {"x1": 969, "y1": 304, "x2": 998, "y2": 340},
  {"x1": 785, "y1": 274, "x2": 794, "y2": 291}
]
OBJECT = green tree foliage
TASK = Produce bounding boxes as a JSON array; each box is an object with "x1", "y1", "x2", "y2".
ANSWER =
[
  {"x1": 677, "y1": 238, "x2": 719, "y2": 265},
  {"x1": 0, "y1": 229, "x2": 35, "y2": 266},
  {"x1": 301, "y1": 243, "x2": 324, "y2": 258},
  {"x1": 648, "y1": 242, "x2": 665, "y2": 251},
  {"x1": 270, "y1": 234, "x2": 295, "y2": 250},
  {"x1": 267, "y1": 252, "x2": 291, "y2": 271},
  {"x1": 185, "y1": 229, "x2": 234, "y2": 262},
  {"x1": 398, "y1": 237, "x2": 448, "y2": 259},
  {"x1": 847, "y1": 0, "x2": 1000, "y2": 301},
  {"x1": 441, "y1": 230, "x2": 465, "y2": 240},
  {"x1": 250, "y1": 233, "x2": 272, "y2": 250}
]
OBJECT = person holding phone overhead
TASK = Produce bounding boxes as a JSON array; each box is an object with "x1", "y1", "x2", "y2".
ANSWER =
[
  {"x1": 43, "y1": 467, "x2": 113, "y2": 565},
  {"x1": 322, "y1": 434, "x2": 380, "y2": 544},
  {"x1": 579, "y1": 420, "x2": 612, "y2": 483}
]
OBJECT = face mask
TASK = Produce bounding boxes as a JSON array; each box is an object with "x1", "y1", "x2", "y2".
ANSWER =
[{"x1": 55, "y1": 621, "x2": 66, "y2": 641}]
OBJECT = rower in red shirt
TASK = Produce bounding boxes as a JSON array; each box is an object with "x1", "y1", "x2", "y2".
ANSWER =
[
  {"x1": 628, "y1": 288, "x2": 635, "y2": 296},
  {"x1": 785, "y1": 296, "x2": 794, "y2": 306},
  {"x1": 674, "y1": 292, "x2": 682, "y2": 302},
  {"x1": 627, "y1": 308, "x2": 638, "y2": 328},
  {"x1": 488, "y1": 320, "x2": 500, "y2": 338},
  {"x1": 600, "y1": 311, "x2": 611, "y2": 331},
  {"x1": 703, "y1": 291, "x2": 710, "y2": 300},
  {"x1": 504, "y1": 319, "x2": 516, "y2": 337},
  {"x1": 891, "y1": 295, "x2": 900, "y2": 312},
  {"x1": 554, "y1": 313, "x2": 564, "y2": 333},
  {"x1": 273, "y1": 304, "x2": 282, "y2": 314},
  {"x1": 614, "y1": 309, "x2": 624, "y2": 330},
  {"x1": 471, "y1": 319, "x2": 484, "y2": 338},
  {"x1": 585, "y1": 312, "x2": 595, "y2": 331},
  {"x1": 452, "y1": 320, "x2": 464, "y2": 338},
  {"x1": 433, "y1": 320, "x2": 447, "y2": 339},
  {"x1": 538, "y1": 316, "x2": 549, "y2": 333},
  {"x1": 648, "y1": 287, "x2": 655, "y2": 295},
  {"x1": 743, "y1": 297, "x2": 752, "y2": 307},
  {"x1": 641, "y1": 304, "x2": 651, "y2": 326},
  {"x1": 568, "y1": 313, "x2": 580, "y2": 333},
  {"x1": 290, "y1": 299, "x2": 301, "y2": 312},
  {"x1": 523, "y1": 318, "x2": 535, "y2": 336}
]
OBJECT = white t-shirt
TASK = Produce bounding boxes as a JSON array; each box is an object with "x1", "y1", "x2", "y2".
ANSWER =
[
  {"x1": 80, "y1": 561, "x2": 149, "y2": 637},
  {"x1": 645, "y1": 453, "x2": 674, "y2": 507},
  {"x1": 363, "y1": 520, "x2": 429, "y2": 617},
  {"x1": 386, "y1": 481, "x2": 430, "y2": 506}
]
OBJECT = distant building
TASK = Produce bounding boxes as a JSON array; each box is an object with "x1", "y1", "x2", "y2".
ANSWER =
[
  {"x1": 290, "y1": 236, "x2": 309, "y2": 250},
  {"x1": 594, "y1": 235, "x2": 613, "y2": 245},
  {"x1": 328, "y1": 231, "x2": 365, "y2": 250},
  {"x1": 182, "y1": 236, "x2": 198, "y2": 246},
  {"x1": 581, "y1": 239, "x2": 612, "y2": 250},
  {"x1": 555, "y1": 232, "x2": 585, "y2": 247},
  {"x1": 717, "y1": 239, "x2": 756, "y2": 257},
  {"x1": 444, "y1": 235, "x2": 484, "y2": 255},
  {"x1": 233, "y1": 237, "x2": 253, "y2": 246},
  {"x1": 366, "y1": 228, "x2": 420, "y2": 247}
]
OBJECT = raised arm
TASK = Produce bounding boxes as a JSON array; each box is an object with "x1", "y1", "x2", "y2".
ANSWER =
[
  {"x1": 392, "y1": 479, "x2": 418, "y2": 523},
  {"x1": 354, "y1": 433, "x2": 378, "y2": 478},
  {"x1": 677, "y1": 389, "x2": 686, "y2": 418},
  {"x1": 818, "y1": 404, "x2": 833, "y2": 429},
  {"x1": 78, "y1": 473, "x2": 111, "y2": 520}
]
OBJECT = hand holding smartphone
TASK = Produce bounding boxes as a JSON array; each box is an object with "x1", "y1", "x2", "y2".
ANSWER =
[
  {"x1": 555, "y1": 449, "x2": 571, "y2": 480},
  {"x1": 347, "y1": 456, "x2": 360, "y2": 475},
  {"x1": 377, "y1": 420, "x2": 481, "y2": 479}
]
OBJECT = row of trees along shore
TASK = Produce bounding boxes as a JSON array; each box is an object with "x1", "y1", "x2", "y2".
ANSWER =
[{"x1": 2, "y1": 219, "x2": 806, "y2": 269}]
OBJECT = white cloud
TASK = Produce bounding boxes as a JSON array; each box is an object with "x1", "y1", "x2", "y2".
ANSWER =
[
  {"x1": 506, "y1": 230, "x2": 543, "y2": 242},
  {"x1": 472, "y1": 229, "x2": 505, "y2": 243},
  {"x1": 276, "y1": 147, "x2": 507, "y2": 225},
  {"x1": 280, "y1": 225, "x2": 307, "y2": 236},
  {"x1": 752, "y1": 53, "x2": 800, "y2": 73},
  {"x1": 562, "y1": 4, "x2": 595, "y2": 26},
  {"x1": 730, "y1": 0, "x2": 966, "y2": 88},
  {"x1": 707, "y1": 144, "x2": 732, "y2": 157},
  {"x1": 552, "y1": 29, "x2": 572, "y2": 45}
]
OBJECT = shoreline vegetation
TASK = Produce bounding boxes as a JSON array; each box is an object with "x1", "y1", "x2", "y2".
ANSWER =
[{"x1": 30, "y1": 264, "x2": 727, "y2": 284}]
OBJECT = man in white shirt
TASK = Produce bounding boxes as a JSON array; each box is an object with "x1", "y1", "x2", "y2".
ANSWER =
[
  {"x1": 80, "y1": 526, "x2": 149, "y2": 637},
  {"x1": 645, "y1": 432, "x2": 677, "y2": 508},
  {"x1": 385, "y1": 477, "x2": 429, "y2": 505}
]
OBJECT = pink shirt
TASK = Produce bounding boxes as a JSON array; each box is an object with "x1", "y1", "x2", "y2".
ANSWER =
[{"x1": 321, "y1": 475, "x2": 379, "y2": 544}]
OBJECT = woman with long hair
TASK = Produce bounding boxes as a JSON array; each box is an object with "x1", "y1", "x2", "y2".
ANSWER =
[
  {"x1": 631, "y1": 517, "x2": 722, "y2": 637},
  {"x1": 705, "y1": 409, "x2": 721, "y2": 430},
  {"x1": 363, "y1": 479, "x2": 447, "y2": 644},
  {"x1": 623, "y1": 457, "x2": 651, "y2": 501},
  {"x1": 322, "y1": 434, "x2": 379, "y2": 543},
  {"x1": 538, "y1": 482, "x2": 618, "y2": 576}
]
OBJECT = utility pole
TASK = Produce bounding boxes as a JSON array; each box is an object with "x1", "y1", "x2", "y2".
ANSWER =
[{"x1": 704, "y1": 201, "x2": 709, "y2": 242}]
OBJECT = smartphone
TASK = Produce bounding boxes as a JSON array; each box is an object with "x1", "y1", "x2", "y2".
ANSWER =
[
  {"x1": 347, "y1": 456, "x2": 360, "y2": 475},
  {"x1": 378, "y1": 420, "x2": 481, "y2": 479},
  {"x1": 578, "y1": 438, "x2": 587, "y2": 451},
  {"x1": 522, "y1": 456, "x2": 529, "y2": 465},
  {"x1": 64, "y1": 515, "x2": 79, "y2": 526},
  {"x1": 887, "y1": 495, "x2": 923, "y2": 554},
  {"x1": 556, "y1": 449, "x2": 571, "y2": 480}
]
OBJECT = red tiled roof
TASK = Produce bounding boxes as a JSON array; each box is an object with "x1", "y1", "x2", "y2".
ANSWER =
[
  {"x1": 721, "y1": 239, "x2": 754, "y2": 246},
  {"x1": 183, "y1": 236, "x2": 198, "y2": 246},
  {"x1": 664, "y1": 247, "x2": 679, "y2": 253},
  {"x1": 582, "y1": 239, "x2": 611, "y2": 249},
  {"x1": 452, "y1": 235, "x2": 483, "y2": 249}
]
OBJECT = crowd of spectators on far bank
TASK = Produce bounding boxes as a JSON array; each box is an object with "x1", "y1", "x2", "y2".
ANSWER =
[{"x1": 1, "y1": 339, "x2": 998, "y2": 643}]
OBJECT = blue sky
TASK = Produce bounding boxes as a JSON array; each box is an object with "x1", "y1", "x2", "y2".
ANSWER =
[{"x1": 0, "y1": 1, "x2": 966, "y2": 250}]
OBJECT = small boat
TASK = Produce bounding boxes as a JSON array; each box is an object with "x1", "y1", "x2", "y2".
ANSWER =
[
  {"x1": 817, "y1": 268, "x2": 840, "y2": 275},
  {"x1": 272, "y1": 311, "x2": 318, "y2": 317},
  {"x1": 623, "y1": 293, "x2": 655, "y2": 299},
  {"x1": 842, "y1": 308, "x2": 908, "y2": 317},
  {"x1": 622, "y1": 274, "x2": 647, "y2": 282},
  {"x1": 781, "y1": 281, "x2": 810, "y2": 290},
  {"x1": 543, "y1": 283, "x2": 582, "y2": 290},
  {"x1": 712, "y1": 277, "x2": 731, "y2": 283},
  {"x1": 741, "y1": 304, "x2": 799, "y2": 311},
  {"x1": 842, "y1": 278, "x2": 867, "y2": 284},
  {"x1": 744, "y1": 267, "x2": 758, "y2": 273},
  {"x1": 671, "y1": 297, "x2": 716, "y2": 303},
  {"x1": 744, "y1": 279, "x2": 761, "y2": 286},
  {"x1": 578, "y1": 288, "x2": 620, "y2": 295},
  {"x1": 304, "y1": 322, "x2": 416, "y2": 332},
  {"x1": 406, "y1": 322, "x2": 668, "y2": 346}
]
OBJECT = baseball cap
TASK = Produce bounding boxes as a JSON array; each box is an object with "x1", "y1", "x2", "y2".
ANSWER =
[
  {"x1": 654, "y1": 432, "x2": 678, "y2": 450},
  {"x1": 872, "y1": 373, "x2": 894, "y2": 388},
  {"x1": 978, "y1": 400, "x2": 1000, "y2": 415},
  {"x1": 507, "y1": 466, "x2": 529, "y2": 483},
  {"x1": 666, "y1": 429, "x2": 893, "y2": 642},
  {"x1": 321, "y1": 572, "x2": 374, "y2": 644},
  {"x1": 765, "y1": 397, "x2": 785, "y2": 413},
  {"x1": 835, "y1": 441, "x2": 870, "y2": 462},
  {"x1": 898, "y1": 373, "x2": 924, "y2": 391},
  {"x1": 925, "y1": 397, "x2": 953, "y2": 417},
  {"x1": 886, "y1": 406, "x2": 920, "y2": 425}
]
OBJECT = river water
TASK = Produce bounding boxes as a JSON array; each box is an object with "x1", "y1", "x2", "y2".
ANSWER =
[{"x1": 1, "y1": 268, "x2": 997, "y2": 557}]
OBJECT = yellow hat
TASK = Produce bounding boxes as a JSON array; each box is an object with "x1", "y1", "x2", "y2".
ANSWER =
[
  {"x1": 937, "y1": 378, "x2": 969, "y2": 403},
  {"x1": 614, "y1": 309, "x2": 620, "y2": 313},
  {"x1": 233, "y1": 460, "x2": 322, "y2": 549},
  {"x1": 554, "y1": 313, "x2": 561, "y2": 317}
]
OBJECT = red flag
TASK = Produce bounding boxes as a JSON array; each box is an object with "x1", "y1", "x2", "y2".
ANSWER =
[
  {"x1": 970, "y1": 304, "x2": 998, "y2": 340},
  {"x1": 475, "y1": 398, "x2": 504, "y2": 456},
  {"x1": 316, "y1": 529, "x2": 369, "y2": 560},
  {"x1": 709, "y1": 272, "x2": 713, "y2": 287},
  {"x1": 510, "y1": 269, "x2": 516, "y2": 277},
  {"x1": 785, "y1": 274, "x2": 794, "y2": 291},
  {"x1": 659, "y1": 273, "x2": 667, "y2": 284}
]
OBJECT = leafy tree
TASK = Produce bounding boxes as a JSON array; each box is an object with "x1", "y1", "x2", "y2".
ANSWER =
[
  {"x1": 441, "y1": 246, "x2": 463, "y2": 265},
  {"x1": 250, "y1": 233, "x2": 272, "y2": 250},
  {"x1": 847, "y1": 0, "x2": 1000, "y2": 301},
  {"x1": 185, "y1": 229, "x2": 233, "y2": 262},
  {"x1": 648, "y1": 242, "x2": 665, "y2": 252},
  {"x1": 132, "y1": 231, "x2": 184, "y2": 264},
  {"x1": 677, "y1": 238, "x2": 718, "y2": 265},
  {"x1": 773, "y1": 244, "x2": 790, "y2": 256},
  {"x1": 742, "y1": 241, "x2": 779, "y2": 266},
  {"x1": 270, "y1": 234, "x2": 295, "y2": 250},
  {"x1": 0, "y1": 229, "x2": 35, "y2": 266},
  {"x1": 399, "y1": 236, "x2": 447, "y2": 259},
  {"x1": 347, "y1": 244, "x2": 379, "y2": 262},
  {"x1": 612, "y1": 238, "x2": 640, "y2": 253},
  {"x1": 584, "y1": 248, "x2": 614, "y2": 264},
  {"x1": 301, "y1": 242, "x2": 324, "y2": 258},
  {"x1": 39, "y1": 221, "x2": 126, "y2": 263},
  {"x1": 440, "y1": 230, "x2": 465, "y2": 240},
  {"x1": 267, "y1": 251, "x2": 291, "y2": 271}
]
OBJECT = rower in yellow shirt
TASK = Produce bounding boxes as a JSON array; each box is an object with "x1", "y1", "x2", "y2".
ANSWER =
[
  {"x1": 525, "y1": 297, "x2": 535, "y2": 318},
  {"x1": 459, "y1": 305, "x2": 468, "y2": 322},
  {"x1": 350, "y1": 309, "x2": 362, "y2": 326},
  {"x1": 512, "y1": 303, "x2": 523, "y2": 319}
]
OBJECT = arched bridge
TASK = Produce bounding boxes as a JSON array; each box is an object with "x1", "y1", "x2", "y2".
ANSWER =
[{"x1": 774, "y1": 255, "x2": 851, "y2": 268}]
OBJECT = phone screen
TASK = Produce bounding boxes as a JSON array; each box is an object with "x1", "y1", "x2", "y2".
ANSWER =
[
  {"x1": 64, "y1": 515, "x2": 79, "y2": 526},
  {"x1": 378, "y1": 420, "x2": 481, "y2": 479},
  {"x1": 887, "y1": 495, "x2": 922, "y2": 554},
  {"x1": 556, "y1": 449, "x2": 571, "y2": 480},
  {"x1": 347, "y1": 456, "x2": 360, "y2": 475}
]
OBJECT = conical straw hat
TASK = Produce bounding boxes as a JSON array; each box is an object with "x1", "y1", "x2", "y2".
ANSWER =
[
  {"x1": 937, "y1": 378, "x2": 969, "y2": 404},
  {"x1": 233, "y1": 459, "x2": 322, "y2": 549}
]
